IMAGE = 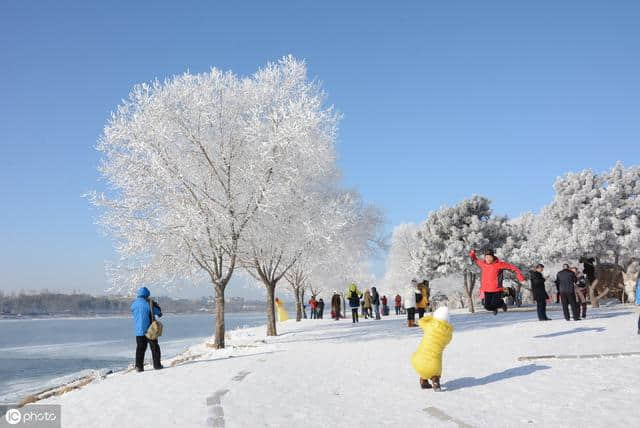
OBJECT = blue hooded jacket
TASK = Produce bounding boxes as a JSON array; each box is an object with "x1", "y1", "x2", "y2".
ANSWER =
[{"x1": 131, "y1": 287, "x2": 162, "y2": 336}]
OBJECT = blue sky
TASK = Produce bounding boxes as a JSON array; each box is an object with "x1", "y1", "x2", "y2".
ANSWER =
[{"x1": 1, "y1": 1, "x2": 638, "y2": 296}]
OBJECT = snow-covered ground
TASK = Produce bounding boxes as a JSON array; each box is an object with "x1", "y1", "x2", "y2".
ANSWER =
[{"x1": 39, "y1": 305, "x2": 640, "y2": 427}]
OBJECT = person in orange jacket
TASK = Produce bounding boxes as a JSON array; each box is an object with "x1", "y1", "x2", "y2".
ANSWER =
[{"x1": 470, "y1": 249, "x2": 525, "y2": 315}]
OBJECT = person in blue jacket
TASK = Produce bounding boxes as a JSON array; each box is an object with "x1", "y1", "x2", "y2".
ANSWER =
[{"x1": 131, "y1": 286, "x2": 163, "y2": 371}]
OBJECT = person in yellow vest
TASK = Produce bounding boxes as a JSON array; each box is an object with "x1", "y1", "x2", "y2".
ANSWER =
[
  {"x1": 275, "y1": 297, "x2": 289, "y2": 322},
  {"x1": 411, "y1": 306, "x2": 453, "y2": 391},
  {"x1": 416, "y1": 280, "x2": 430, "y2": 318}
]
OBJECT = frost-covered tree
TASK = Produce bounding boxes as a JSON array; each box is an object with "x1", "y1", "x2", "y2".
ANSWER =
[
  {"x1": 540, "y1": 163, "x2": 640, "y2": 306},
  {"x1": 380, "y1": 223, "x2": 420, "y2": 295},
  {"x1": 415, "y1": 195, "x2": 511, "y2": 312},
  {"x1": 89, "y1": 56, "x2": 337, "y2": 348}
]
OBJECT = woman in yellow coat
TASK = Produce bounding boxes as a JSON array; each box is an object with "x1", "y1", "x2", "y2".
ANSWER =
[
  {"x1": 275, "y1": 298, "x2": 289, "y2": 322},
  {"x1": 411, "y1": 306, "x2": 453, "y2": 391}
]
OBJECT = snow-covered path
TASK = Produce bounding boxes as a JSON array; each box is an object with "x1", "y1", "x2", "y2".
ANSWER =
[{"x1": 41, "y1": 305, "x2": 640, "y2": 427}]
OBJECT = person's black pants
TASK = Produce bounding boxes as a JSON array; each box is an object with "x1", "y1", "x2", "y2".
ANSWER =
[
  {"x1": 318, "y1": 309, "x2": 323, "y2": 319},
  {"x1": 417, "y1": 308, "x2": 426, "y2": 319},
  {"x1": 560, "y1": 292, "x2": 580, "y2": 320},
  {"x1": 136, "y1": 335, "x2": 161, "y2": 369},
  {"x1": 351, "y1": 308, "x2": 359, "y2": 323},
  {"x1": 395, "y1": 306, "x2": 400, "y2": 315},
  {"x1": 535, "y1": 299, "x2": 548, "y2": 320},
  {"x1": 407, "y1": 307, "x2": 416, "y2": 321},
  {"x1": 483, "y1": 292, "x2": 505, "y2": 311}
]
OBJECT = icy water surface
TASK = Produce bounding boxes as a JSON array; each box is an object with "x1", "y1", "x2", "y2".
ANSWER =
[{"x1": 0, "y1": 312, "x2": 266, "y2": 404}]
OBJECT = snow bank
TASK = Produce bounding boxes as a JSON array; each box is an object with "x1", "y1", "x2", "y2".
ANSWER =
[{"x1": 37, "y1": 305, "x2": 640, "y2": 427}]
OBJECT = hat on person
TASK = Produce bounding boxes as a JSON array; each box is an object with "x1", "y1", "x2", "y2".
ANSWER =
[{"x1": 434, "y1": 306, "x2": 450, "y2": 323}]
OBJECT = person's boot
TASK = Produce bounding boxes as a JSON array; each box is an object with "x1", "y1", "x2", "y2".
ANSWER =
[
  {"x1": 135, "y1": 367, "x2": 144, "y2": 373},
  {"x1": 420, "y1": 378, "x2": 432, "y2": 389},
  {"x1": 408, "y1": 319, "x2": 415, "y2": 327},
  {"x1": 493, "y1": 309, "x2": 498, "y2": 315},
  {"x1": 430, "y1": 376, "x2": 441, "y2": 391},
  {"x1": 502, "y1": 302, "x2": 508, "y2": 312}
]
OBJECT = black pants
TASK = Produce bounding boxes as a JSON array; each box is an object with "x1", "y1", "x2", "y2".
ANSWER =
[
  {"x1": 318, "y1": 309, "x2": 324, "y2": 319},
  {"x1": 351, "y1": 308, "x2": 359, "y2": 323},
  {"x1": 417, "y1": 308, "x2": 426, "y2": 319},
  {"x1": 395, "y1": 306, "x2": 400, "y2": 315},
  {"x1": 560, "y1": 292, "x2": 580, "y2": 320},
  {"x1": 136, "y1": 335, "x2": 161, "y2": 369},
  {"x1": 535, "y1": 299, "x2": 548, "y2": 320},
  {"x1": 407, "y1": 307, "x2": 416, "y2": 321},
  {"x1": 483, "y1": 292, "x2": 505, "y2": 311}
]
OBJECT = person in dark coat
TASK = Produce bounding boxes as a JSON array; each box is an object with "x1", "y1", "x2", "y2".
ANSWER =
[
  {"x1": 317, "y1": 298, "x2": 325, "y2": 319},
  {"x1": 556, "y1": 264, "x2": 581, "y2": 321},
  {"x1": 130, "y1": 286, "x2": 163, "y2": 371},
  {"x1": 331, "y1": 292, "x2": 341, "y2": 320},
  {"x1": 530, "y1": 264, "x2": 550, "y2": 321},
  {"x1": 371, "y1": 287, "x2": 381, "y2": 320}
]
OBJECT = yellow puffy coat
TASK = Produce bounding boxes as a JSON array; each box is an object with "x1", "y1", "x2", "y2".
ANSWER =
[
  {"x1": 411, "y1": 315, "x2": 453, "y2": 379},
  {"x1": 276, "y1": 300, "x2": 289, "y2": 322}
]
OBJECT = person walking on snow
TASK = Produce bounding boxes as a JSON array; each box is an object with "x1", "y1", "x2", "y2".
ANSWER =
[
  {"x1": 469, "y1": 249, "x2": 525, "y2": 315},
  {"x1": 395, "y1": 294, "x2": 402, "y2": 315},
  {"x1": 371, "y1": 287, "x2": 381, "y2": 320},
  {"x1": 556, "y1": 264, "x2": 581, "y2": 321},
  {"x1": 131, "y1": 286, "x2": 163, "y2": 372},
  {"x1": 363, "y1": 289, "x2": 373, "y2": 319},
  {"x1": 404, "y1": 279, "x2": 420, "y2": 327},
  {"x1": 530, "y1": 264, "x2": 551, "y2": 321},
  {"x1": 347, "y1": 284, "x2": 363, "y2": 323}
]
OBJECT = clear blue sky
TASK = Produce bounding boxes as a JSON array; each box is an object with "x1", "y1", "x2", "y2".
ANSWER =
[{"x1": 1, "y1": 1, "x2": 638, "y2": 295}]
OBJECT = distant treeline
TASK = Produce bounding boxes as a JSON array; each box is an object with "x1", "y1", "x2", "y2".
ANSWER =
[{"x1": 0, "y1": 292, "x2": 266, "y2": 317}]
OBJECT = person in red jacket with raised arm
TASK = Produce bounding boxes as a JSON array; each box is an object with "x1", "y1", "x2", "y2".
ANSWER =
[{"x1": 470, "y1": 249, "x2": 525, "y2": 315}]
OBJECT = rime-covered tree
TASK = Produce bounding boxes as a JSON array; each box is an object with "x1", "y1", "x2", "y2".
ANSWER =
[
  {"x1": 380, "y1": 223, "x2": 420, "y2": 295},
  {"x1": 89, "y1": 56, "x2": 337, "y2": 348},
  {"x1": 540, "y1": 163, "x2": 640, "y2": 306},
  {"x1": 415, "y1": 195, "x2": 510, "y2": 312}
]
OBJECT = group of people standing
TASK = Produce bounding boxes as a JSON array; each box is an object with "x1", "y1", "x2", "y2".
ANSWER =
[
  {"x1": 342, "y1": 285, "x2": 392, "y2": 323},
  {"x1": 307, "y1": 296, "x2": 325, "y2": 319},
  {"x1": 531, "y1": 263, "x2": 590, "y2": 321},
  {"x1": 403, "y1": 279, "x2": 431, "y2": 327}
]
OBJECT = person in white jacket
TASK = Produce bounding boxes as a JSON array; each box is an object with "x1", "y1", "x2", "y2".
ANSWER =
[{"x1": 404, "y1": 279, "x2": 419, "y2": 327}]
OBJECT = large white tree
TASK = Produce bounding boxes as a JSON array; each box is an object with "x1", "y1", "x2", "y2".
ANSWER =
[
  {"x1": 380, "y1": 223, "x2": 420, "y2": 296},
  {"x1": 415, "y1": 195, "x2": 511, "y2": 312},
  {"x1": 89, "y1": 56, "x2": 337, "y2": 348},
  {"x1": 539, "y1": 163, "x2": 640, "y2": 305}
]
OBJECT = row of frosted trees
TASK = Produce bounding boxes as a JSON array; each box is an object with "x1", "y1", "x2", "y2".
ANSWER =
[
  {"x1": 382, "y1": 163, "x2": 640, "y2": 311},
  {"x1": 89, "y1": 57, "x2": 383, "y2": 348}
]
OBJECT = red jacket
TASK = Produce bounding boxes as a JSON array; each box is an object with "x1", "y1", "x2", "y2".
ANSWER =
[
  {"x1": 394, "y1": 295, "x2": 402, "y2": 306},
  {"x1": 309, "y1": 299, "x2": 318, "y2": 309},
  {"x1": 470, "y1": 250, "x2": 525, "y2": 293}
]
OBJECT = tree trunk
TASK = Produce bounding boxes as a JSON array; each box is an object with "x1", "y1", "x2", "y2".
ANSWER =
[
  {"x1": 463, "y1": 271, "x2": 475, "y2": 313},
  {"x1": 213, "y1": 285, "x2": 226, "y2": 349},
  {"x1": 265, "y1": 281, "x2": 277, "y2": 336},
  {"x1": 295, "y1": 287, "x2": 303, "y2": 322}
]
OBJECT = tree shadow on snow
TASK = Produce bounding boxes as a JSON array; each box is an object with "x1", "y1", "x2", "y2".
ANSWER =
[
  {"x1": 533, "y1": 327, "x2": 605, "y2": 338},
  {"x1": 443, "y1": 364, "x2": 550, "y2": 391}
]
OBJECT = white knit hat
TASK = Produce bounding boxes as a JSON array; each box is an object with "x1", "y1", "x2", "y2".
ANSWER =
[{"x1": 433, "y1": 306, "x2": 450, "y2": 323}]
